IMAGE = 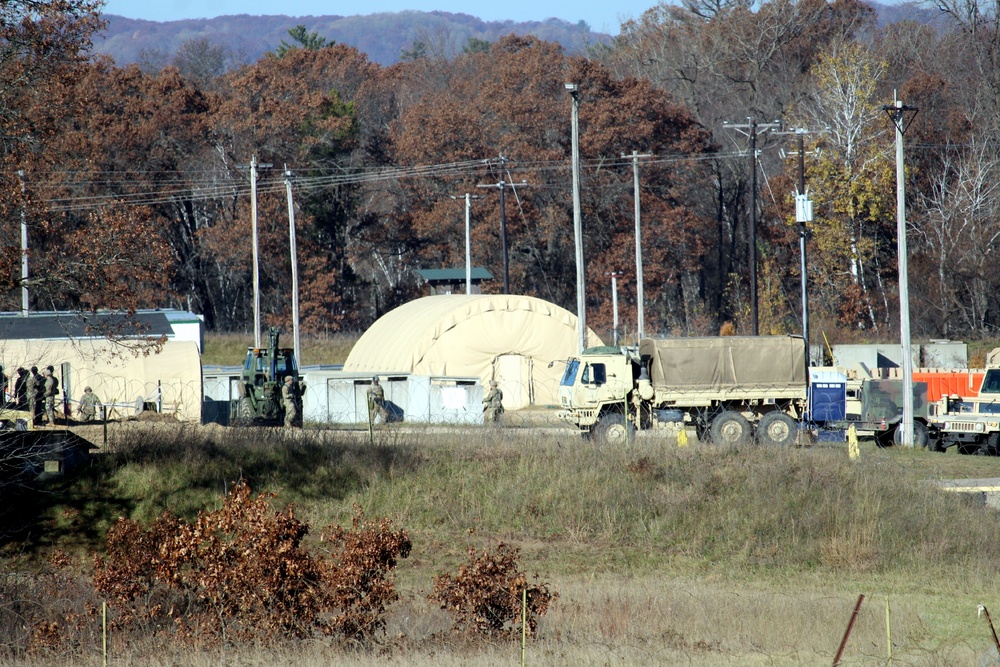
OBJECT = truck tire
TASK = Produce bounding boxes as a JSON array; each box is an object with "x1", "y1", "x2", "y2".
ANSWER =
[
  {"x1": 710, "y1": 411, "x2": 751, "y2": 446},
  {"x1": 892, "y1": 421, "x2": 929, "y2": 448},
  {"x1": 593, "y1": 413, "x2": 633, "y2": 445},
  {"x1": 756, "y1": 412, "x2": 798, "y2": 447},
  {"x1": 958, "y1": 441, "x2": 982, "y2": 455},
  {"x1": 983, "y1": 432, "x2": 1000, "y2": 456},
  {"x1": 234, "y1": 397, "x2": 255, "y2": 426}
]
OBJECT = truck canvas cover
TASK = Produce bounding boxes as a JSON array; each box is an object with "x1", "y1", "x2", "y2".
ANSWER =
[{"x1": 638, "y1": 336, "x2": 807, "y2": 392}]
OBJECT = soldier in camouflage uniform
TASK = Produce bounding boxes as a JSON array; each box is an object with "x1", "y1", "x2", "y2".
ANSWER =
[
  {"x1": 27, "y1": 366, "x2": 43, "y2": 427},
  {"x1": 482, "y1": 380, "x2": 504, "y2": 424},
  {"x1": 367, "y1": 377, "x2": 388, "y2": 424},
  {"x1": 281, "y1": 376, "x2": 301, "y2": 428},
  {"x1": 43, "y1": 366, "x2": 59, "y2": 425},
  {"x1": 78, "y1": 387, "x2": 102, "y2": 422}
]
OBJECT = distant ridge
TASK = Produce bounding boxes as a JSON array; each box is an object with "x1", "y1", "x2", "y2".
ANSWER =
[{"x1": 93, "y1": 11, "x2": 609, "y2": 68}]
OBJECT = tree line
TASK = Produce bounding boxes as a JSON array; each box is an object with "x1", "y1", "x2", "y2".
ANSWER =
[{"x1": 1, "y1": 0, "x2": 997, "y2": 343}]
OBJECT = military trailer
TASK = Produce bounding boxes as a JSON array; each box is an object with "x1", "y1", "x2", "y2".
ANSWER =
[{"x1": 556, "y1": 336, "x2": 808, "y2": 445}]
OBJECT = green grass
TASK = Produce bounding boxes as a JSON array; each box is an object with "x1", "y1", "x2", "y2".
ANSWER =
[
  {"x1": 8, "y1": 425, "x2": 1000, "y2": 664},
  {"x1": 202, "y1": 332, "x2": 359, "y2": 366}
]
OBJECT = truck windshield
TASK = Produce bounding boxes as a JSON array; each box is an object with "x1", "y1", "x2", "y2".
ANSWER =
[
  {"x1": 982, "y1": 370, "x2": 1000, "y2": 394},
  {"x1": 560, "y1": 360, "x2": 580, "y2": 386}
]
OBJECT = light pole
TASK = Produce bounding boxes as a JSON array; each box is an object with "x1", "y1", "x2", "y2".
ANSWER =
[
  {"x1": 624, "y1": 151, "x2": 650, "y2": 340},
  {"x1": 450, "y1": 193, "x2": 482, "y2": 294},
  {"x1": 883, "y1": 97, "x2": 919, "y2": 448},
  {"x1": 566, "y1": 82, "x2": 586, "y2": 354},
  {"x1": 606, "y1": 271, "x2": 623, "y2": 347}
]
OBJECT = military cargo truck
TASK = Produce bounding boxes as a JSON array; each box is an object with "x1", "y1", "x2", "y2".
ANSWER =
[
  {"x1": 556, "y1": 336, "x2": 808, "y2": 445},
  {"x1": 556, "y1": 335, "x2": 929, "y2": 446}
]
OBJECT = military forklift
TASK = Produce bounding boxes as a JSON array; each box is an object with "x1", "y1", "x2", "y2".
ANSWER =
[{"x1": 234, "y1": 327, "x2": 304, "y2": 426}]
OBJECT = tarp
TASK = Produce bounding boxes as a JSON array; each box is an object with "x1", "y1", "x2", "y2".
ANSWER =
[
  {"x1": 639, "y1": 336, "x2": 807, "y2": 392},
  {"x1": 0, "y1": 339, "x2": 202, "y2": 422},
  {"x1": 343, "y1": 294, "x2": 603, "y2": 409}
]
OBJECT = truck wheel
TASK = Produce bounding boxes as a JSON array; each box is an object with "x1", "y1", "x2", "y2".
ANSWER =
[
  {"x1": 983, "y1": 432, "x2": 1000, "y2": 456},
  {"x1": 893, "y1": 421, "x2": 929, "y2": 448},
  {"x1": 235, "y1": 397, "x2": 255, "y2": 426},
  {"x1": 593, "y1": 413, "x2": 633, "y2": 444},
  {"x1": 958, "y1": 442, "x2": 982, "y2": 455},
  {"x1": 710, "y1": 411, "x2": 751, "y2": 446},
  {"x1": 756, "y1": 412, "x2": 798, "y2": 447}
]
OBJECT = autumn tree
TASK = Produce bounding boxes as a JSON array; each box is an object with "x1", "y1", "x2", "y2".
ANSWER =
[
  {"x1": 0, "y1": 1, "x2": 177, "y2": 336},
  {"x1": 382, "y1": 35, "x2": 714, "y2": 335}
]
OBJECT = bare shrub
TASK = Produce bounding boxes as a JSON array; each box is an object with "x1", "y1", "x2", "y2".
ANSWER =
[
  {"x1": 93, "y1": 481, "x2": 410, "y2": 645},
  {"x1": 429, "y1": 542, "x2": 555, "y2": 639}
]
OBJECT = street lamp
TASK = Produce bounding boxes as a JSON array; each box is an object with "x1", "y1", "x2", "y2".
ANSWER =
[
  {"x1": 566, "y1": 82, "x2": 586, "y2": 354},
  {"x1": 450, "y1": 193, "x2": 481, "y2": 294},
  {"x1": 606, "y1": 271, "x2": 624, "y2": 347}
]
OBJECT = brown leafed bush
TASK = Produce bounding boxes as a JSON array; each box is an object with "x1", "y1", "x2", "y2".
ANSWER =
[
  {"x1": 0, "y1": 551, "x2": 100, "y2": 659},
  {"x1": 429, "y1": 542, "x2": 555, "y2": 639},
  {"x1": 316, "y1": 505, "x2": 413, "y2": 640},
  {"x1": 93, "y1": 481, "x2": 410, "y2": 645}
]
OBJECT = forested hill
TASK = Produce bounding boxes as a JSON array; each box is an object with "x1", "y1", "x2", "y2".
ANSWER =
[{"x1": 93, "y1": 12, "x2": 606, "y2": 68}]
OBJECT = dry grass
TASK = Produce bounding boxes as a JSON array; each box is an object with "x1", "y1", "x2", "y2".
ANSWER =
[
  {"x1": 8, "y1": 425, "x2": 1000, "y2": 665},
  {"x1": 202, "y1": 332, "x2": 359, "y2": 366}
]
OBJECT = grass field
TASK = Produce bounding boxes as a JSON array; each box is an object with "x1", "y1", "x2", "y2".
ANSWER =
[
  {"x1": 6, "y1": 422, "x2": 1000, "y2": 665},
  {"x1": 202, "y1": 332, "x2": 358, "y2": 366}
]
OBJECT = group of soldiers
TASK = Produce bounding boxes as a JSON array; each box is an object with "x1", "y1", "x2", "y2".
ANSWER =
[
  {"x1": 3, "y1": 366, "x2": 102, "y2": 426},
  {"x1": 280, "y1": 374, "x2": 505, "y2": 428},
  {"x1": 363, "y1": 375, "x2": 504, "y2": 426}
]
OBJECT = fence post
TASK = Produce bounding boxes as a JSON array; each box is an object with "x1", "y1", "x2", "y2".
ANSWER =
[
  {"x1": 885, "y1": 596, "x2": 891, "y2": 664},
  {"x1": 102, "y1": 599, "x2": 107, "y2": 667},
  {"x1": 833, "y1": 594, "x2": 865, "y2": 666},
  {"x1": 521, "y1": 587, "x2": 527, "y2": 667}
]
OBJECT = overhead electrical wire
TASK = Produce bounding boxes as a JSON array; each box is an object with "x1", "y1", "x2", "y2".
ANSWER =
[{"x1": 34, "y1": 150, "x2": 750, "y2": 213}]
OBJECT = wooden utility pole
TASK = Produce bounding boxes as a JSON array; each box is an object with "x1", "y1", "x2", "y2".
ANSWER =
[
  {"x1": 238, "y1": 155, "x2": 272, "y2": 349},
  {"x1": 723, "y1": 119, "x2": 781, "y2": 335},
  {"x1": 477, "y1": 157, "x2": 528, "y2": 295},
  {"x1": 623, "y1": 151, "x2": 651, "y2": 340}
]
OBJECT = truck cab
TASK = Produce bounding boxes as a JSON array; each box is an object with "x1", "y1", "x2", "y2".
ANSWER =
[{"x1": 557, "y1": 347, "x2": 637, "y2": 441}]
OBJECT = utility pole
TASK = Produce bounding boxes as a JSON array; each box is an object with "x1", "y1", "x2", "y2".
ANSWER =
[
  {"x1": 623, "y1": 151, "x2": 651, "y2": 340},
  {"x1": 723, "y1": 119, "x2": 781, "y2": 335},
  {"x1": 238, "y1": 155, "x2": 272, "y2": 349},
  {"x1": 884, "y1": 97, "x2": 919, "y2": 448},
  {"x1": 450, "y1": 193, "x2": 483, "y2": 294},
  {"x1": 284, "y1": 166, "x2": 301, "y2": 365},
  {"x1": 477, "y1": 158, "x2": 528, "y2": 295},
  {"x1": 17, "y1": 170, "x2": 28, "y2": 316},
  {"x1": 606, "y1": 271, "x2": 624, "y2": 347},
  {"x1": 775, "y1": 127, "x2": 820, "y2": 370},
  {"x1": 566, "y1": 82, "x2": 586, "y2": 354}
]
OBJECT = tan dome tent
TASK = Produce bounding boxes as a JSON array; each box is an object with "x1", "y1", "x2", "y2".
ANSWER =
[{"x1": 344, "y1": 295, "x2": 604, "y2": 409}]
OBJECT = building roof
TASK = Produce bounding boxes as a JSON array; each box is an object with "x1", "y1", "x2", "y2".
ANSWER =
[
  {"x1": 417, "y1": 267, "x2": 494, "y2": 283},
  {"x1": 0, "y1": 310, "x2": 176, "y2": 341}
]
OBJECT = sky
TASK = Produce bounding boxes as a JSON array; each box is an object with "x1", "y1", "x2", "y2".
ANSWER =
[{"x1": 99, "y1": 0, "x2": 658, "y2": 35}]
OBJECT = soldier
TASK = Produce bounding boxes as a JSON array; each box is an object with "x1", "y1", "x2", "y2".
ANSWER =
[
  {"x1": 78, "y1": 386, "x2": 102, "y2": 422},
  {"x1": 27, "y1": 366, "x2": 43, "y2": 426},
  {"x1": 43, "y1": 366, "x2": 59, "y2": 425},
  {"x1": 367, "y1": 376, "x2": 388, "y2": 424},
  {"x1": 13, "y1": 368, "x2": 28, "y2": 410},
  {"x1": 281, "y1": 375, "x2": 301, "y2": 428},
  {"x1": 482, "y1": 380, "x2": 504, "y2": 424}
]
